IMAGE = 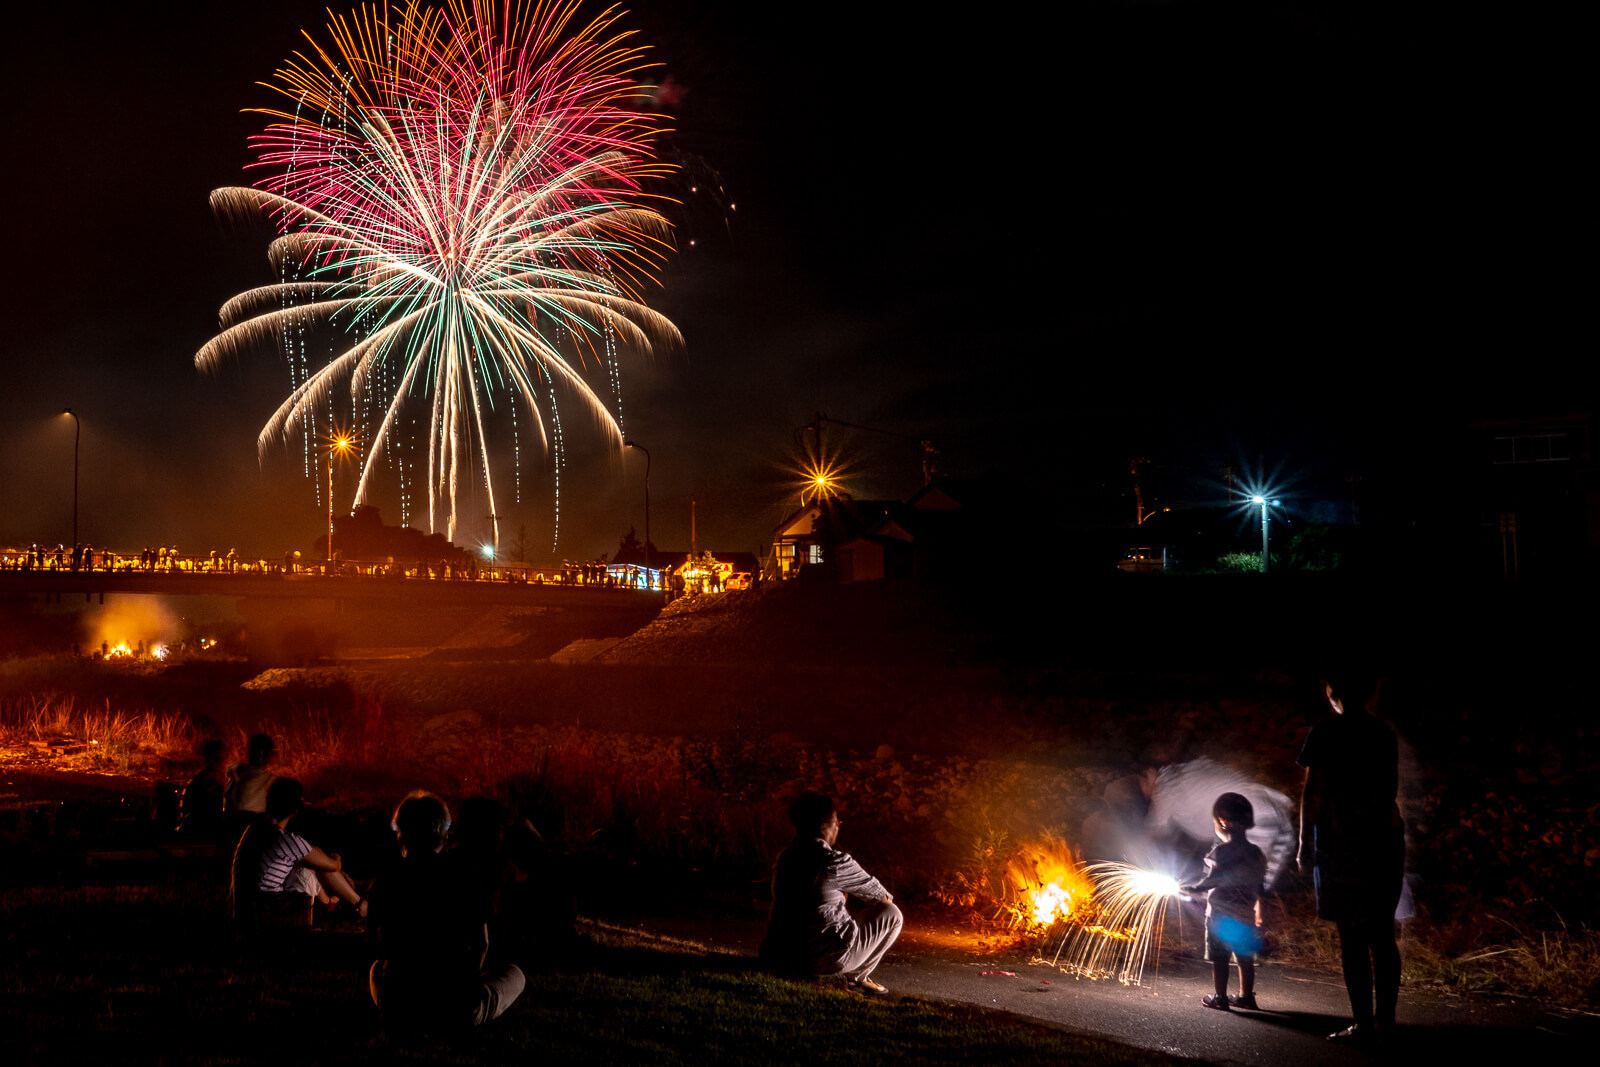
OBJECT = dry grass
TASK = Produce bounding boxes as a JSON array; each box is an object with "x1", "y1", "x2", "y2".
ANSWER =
[
  {"x1": 1400, "y1": 919, "x2": 1600, "y2": 1006},
  {"x1": 0, "y1": 695, "x2": 194, "y2": 773}
]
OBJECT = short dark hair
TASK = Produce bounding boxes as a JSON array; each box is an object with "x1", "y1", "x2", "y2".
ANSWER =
[
  {"x1": 789, "y1": 793, "x2": 836, "y2": 836},
  {"x1": 394, "y1": 791, "x2": 451, "y2": 852},
  {"x1": 265, "y1": 777, "x2": 304, "y2": 821},
  {"x1": 246, "y1": 733, "x2": 276, "y2": 764},
  {"x1": 1213, "y1": 791, "x2": 1255, "y2": 830}
]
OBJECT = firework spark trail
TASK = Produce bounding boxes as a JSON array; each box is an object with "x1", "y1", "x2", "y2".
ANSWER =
[
  {"x1": 1050, "y1": 862, "x2": 1182, "y2": 988},
  {"x1": 198, "y1": 0, "x2": 681, "y2": 546}
]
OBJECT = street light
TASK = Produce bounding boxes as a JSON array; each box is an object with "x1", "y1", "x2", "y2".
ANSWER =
[
  {"x1": 624, "y1": 440, "x2": 651, "y2": 585},
  {"x1": 327, "y1": 433, "x2": 353, "y2": 570},
  {"x1": 1250, "y1": 495, "x2": 1275, "y2": 573},
  {"x1": 62, "y1": 409, "x2": 79, "y2": 563}
]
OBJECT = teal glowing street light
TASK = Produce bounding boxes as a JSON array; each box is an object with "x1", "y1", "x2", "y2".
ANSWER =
[
  {"x1": 1250, "y1": 495, "x2": 1276, "y2": 573},
  {"x1": 625, "y1": 440, "x2": 652, "y2": 583}
]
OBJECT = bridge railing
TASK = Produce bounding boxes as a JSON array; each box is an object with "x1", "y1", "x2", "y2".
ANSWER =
[{"x1": 0, "y1": 547, "x2": 658, "y2": 591}]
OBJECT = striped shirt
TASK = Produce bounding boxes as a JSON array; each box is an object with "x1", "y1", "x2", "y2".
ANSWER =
[{"x1": 236, "y1": 823, "x2": 313, "y2": 894}]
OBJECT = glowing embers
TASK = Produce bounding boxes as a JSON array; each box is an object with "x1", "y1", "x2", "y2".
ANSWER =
[{"x1": 95, "y1": 641, "x2": 168, "y2": 662}]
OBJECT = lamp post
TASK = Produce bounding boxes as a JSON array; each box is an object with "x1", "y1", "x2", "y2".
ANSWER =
[
  {"x1": 1250, "y1": 495, "x2": 1275, "y2": 573},
  {"x1": 624, "y1": 440, "x2": 651, "y2": 585},
  {"x1": 62, "y1": 408, "x2": 79, "y2": 562},
  {"x1": 327, "y1": 434, "x2": 352, "y2": 571}
]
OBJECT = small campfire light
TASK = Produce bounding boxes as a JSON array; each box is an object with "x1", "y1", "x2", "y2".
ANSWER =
[
  {"x1": 1004, "y1": 834, "x2": 1093, "y2": 932},
  {"x1": 1029, "y1": 882, "x2": 1072, "y2": 927}
]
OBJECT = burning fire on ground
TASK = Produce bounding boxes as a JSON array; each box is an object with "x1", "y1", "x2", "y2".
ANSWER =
[
  {"x1": 1002, "y1": 834, "x2": 1095, "y2": 928},
  {"x1": 998, "y1": 835, "x2": 1184, "y2": 988}
]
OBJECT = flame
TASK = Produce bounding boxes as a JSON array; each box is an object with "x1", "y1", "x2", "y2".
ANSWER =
[
  {"x1": 1005, "y1": 834, "x2": 1094, "y2": 929},
  {"x1": 1029, "y1": 881, "x2": 1072, "y2": 926}
]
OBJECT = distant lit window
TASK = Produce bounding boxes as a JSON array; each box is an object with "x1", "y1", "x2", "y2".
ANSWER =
[{"x1": 808, "y1": 545, "x2": 823, "y2": 564}]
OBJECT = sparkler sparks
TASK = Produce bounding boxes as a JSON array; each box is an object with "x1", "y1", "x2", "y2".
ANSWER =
[
  {"x1": 198, "y1": 0, "x2": 682, "y2": 546},
  {"x1": 1050, "y1": 862, "x2": 1182, "y2": 987}
]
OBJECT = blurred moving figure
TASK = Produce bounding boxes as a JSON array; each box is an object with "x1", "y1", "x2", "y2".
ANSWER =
[{"x1": 1147, "y1": 757, "x2": 1296, "y2": 889}]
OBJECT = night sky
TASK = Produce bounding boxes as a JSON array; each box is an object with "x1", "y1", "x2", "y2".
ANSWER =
[{"x1": 1, "y1": 2, "x2": 1579, "y2": 561}]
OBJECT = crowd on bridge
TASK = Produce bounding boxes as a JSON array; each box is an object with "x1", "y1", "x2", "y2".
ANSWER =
[{"x1": 0, "y1": 543, "x2": 668, "y2": 591}]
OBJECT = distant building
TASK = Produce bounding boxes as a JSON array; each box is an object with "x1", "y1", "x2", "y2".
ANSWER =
[
  {"x1": 768, "y1": 479, "x2": 1015, "y2": 583},
  {"x1": 1471, "y1": 411, "x2": 1596, "y2": 580}
]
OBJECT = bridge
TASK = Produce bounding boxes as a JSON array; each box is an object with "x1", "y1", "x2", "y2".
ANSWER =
[
  {"x1": 0, "y1": 564, "x2": 664, "y2": 664},
  {"x1": 0, "y1": 567, "x2": 662, "y2": 608}
]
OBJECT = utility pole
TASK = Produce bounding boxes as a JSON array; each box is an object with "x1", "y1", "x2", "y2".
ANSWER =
[{"x1": 1130, "y1": 456, "x2": 1149, "y2": 526}]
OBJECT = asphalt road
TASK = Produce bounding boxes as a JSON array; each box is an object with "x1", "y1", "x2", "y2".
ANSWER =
[{"x1": 627, "y1": 908, "x2": 1596, "y2": 1066}]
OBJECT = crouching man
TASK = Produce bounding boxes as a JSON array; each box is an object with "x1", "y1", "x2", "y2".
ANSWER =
[
  {"x1": 368, "y1": 791, "x2": 525, "y2": 1033},
  {"x1": 760, "y1": 793, "x2": 903, "y2": 994}
]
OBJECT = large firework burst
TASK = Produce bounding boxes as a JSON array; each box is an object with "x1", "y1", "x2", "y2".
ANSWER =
[{"x1": 198, "y1": 0, "x2": 680, "y2": 546}]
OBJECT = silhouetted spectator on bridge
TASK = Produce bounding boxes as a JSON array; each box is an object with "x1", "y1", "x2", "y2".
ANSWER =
[{"x1": 180, "y1": 739, "x2": 228, "y2": 838}]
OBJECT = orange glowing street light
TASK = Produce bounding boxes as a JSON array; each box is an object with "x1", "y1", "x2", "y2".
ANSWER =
[
  {"x1": 799, "y1": 458, "x2": 845, "y2": 505},
  {"x1": 327, "y1": 432, "x2": 354, "y2": 568}
]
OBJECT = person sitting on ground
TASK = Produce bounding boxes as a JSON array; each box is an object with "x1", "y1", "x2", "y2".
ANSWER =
[
  {"x1": 225, "y1": 733, "x2": 278, "y2": 819},
  {"x1": 759, "y1": 793, "x2": 903, "y2": 995},
  {"x1": 230, "y1": 777, "x2": 366, "y2": 931},
  {"x1": 1181, "y1": 792, "x2": 1268, "y2": 1012},
  {"x1": 179, "y1": 738, "x2": 228, "y2": 838},
  {"x1": 368, "y1": 791, "x2": 525, "y2": 1033}
]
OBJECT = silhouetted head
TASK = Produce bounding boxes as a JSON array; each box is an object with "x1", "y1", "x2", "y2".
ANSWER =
[
  {"x1": 246, "y1": 733, "x2": 276, "y2": 766},
  {"x1": 393, "y1": 791, "x2": 452, "y2": 855},
  {"x1": 1213, "y1": 791, "x2": 1255, "y2": 832},
  {"x1": 790, "y1": 793, "x2": 839, "y2": 844},
  {"x1": 265, "y1": 777, "x2": 304, "y2": 822},
  {"x1": 199, "y1": 739, "x2": 225, "y2": 768}
]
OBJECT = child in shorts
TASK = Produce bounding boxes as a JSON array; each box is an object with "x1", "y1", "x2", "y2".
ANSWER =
[{"x1": 1183, "y1": 791, "x2": 1267, "y2": 1010}]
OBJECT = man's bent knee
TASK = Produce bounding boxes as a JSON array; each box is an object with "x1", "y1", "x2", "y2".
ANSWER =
[{"x1": 474, "y1": 963, "x2": 526, "y2": 1025}]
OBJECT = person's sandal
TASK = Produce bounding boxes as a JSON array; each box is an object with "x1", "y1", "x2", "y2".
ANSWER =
[
  {"x1": 849, "y1": 977, "x2": 890, "y2": 996},
  {"x1": 1201, "y1": 994, "x2": 1231, "y2": 1011},
  {"x1": 1231, "y1": 993, "x2": 1259, "y2": 1010}
]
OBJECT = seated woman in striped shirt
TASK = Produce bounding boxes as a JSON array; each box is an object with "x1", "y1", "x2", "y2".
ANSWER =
[{"x1": 230, "y1": 777, "x2": 367, "y2": 930}]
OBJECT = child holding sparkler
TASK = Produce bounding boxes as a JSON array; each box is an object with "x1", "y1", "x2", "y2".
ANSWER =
[{"x1": 1182, "y1": 792, "x2": 1267, "y2": 1011}]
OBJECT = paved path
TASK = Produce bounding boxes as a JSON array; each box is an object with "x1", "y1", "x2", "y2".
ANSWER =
[{"x1": 622, "y1": 907, "x2": 1596, "y2": 1065}]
